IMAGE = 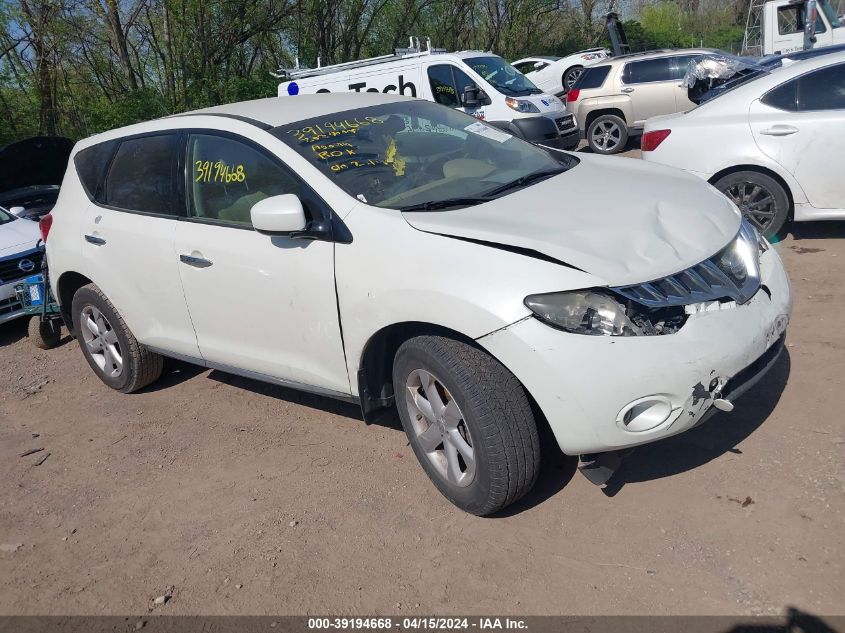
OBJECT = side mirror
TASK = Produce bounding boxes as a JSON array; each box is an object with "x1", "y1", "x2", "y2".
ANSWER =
[
  {"x1": 9, "y1": 206, "x2": 26, "y2": 217},
  {"x1": 462, "y1": 85, "x2": 481, "y2": 108},
  {"x1": 250, "y1": 194, "x2": 307, "y2": 234},
  {"x1": 479, "y1": 90, "x2": 492, "y2": 106}
]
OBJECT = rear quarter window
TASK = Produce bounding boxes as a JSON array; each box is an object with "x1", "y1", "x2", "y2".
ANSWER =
[
  {"x1": 574, "y1": 65, "x2": 611, "y2": 89},
  {"x1": 74, "y1": 140, "x2": 119, "y2": 201},
  {"x1": 622, "y1": 58, "x2": 674, "y2": 84}
]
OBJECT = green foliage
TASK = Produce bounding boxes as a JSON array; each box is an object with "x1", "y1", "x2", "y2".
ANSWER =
[{"x1": 0, "y1": 0, "x2": 750, "y2": 146}]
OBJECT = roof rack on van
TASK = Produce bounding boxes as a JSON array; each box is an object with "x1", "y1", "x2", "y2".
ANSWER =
[{"x1": 272, "y1": 37, "x2": 446, "y2": 80}]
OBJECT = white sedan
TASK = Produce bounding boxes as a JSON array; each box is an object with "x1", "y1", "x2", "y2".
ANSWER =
[
  {"x1": 641, "y1": 51, "x2": 845, "y2": 237},
  {"x1": 513, "y1": 49, "x2": 610, "y2": 95}
]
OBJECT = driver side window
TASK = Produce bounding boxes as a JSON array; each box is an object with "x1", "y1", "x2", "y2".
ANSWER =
[
  {"x1": 428, "y1": 65, "x2": 460, "y2": 107},
  {"x1": 187, "y1": 134, "x2": 300, "y2": 226}
]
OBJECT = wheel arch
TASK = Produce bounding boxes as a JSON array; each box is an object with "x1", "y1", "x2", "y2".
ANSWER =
[
  {"x1": 708, "y1": 164, "x2": 796, "y2": 219},
  {"x1": 56, "y1": 270, "x2": 93, "y2": 334},
  {"x1": 357, "y1": 320, "x2": 554, "y2": 455},
  {"x1": 585, "y1": 107, "x2": 627, "y2": 129},
  {"x1": 356, "y1": 321, "x2": 478, "y2": 421}
]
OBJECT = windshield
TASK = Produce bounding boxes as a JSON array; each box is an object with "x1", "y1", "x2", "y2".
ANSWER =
[
  {"x1": 819, "y1": 0, "x2": 842, "y2": 27},
  {"x1": 0, "y1": 207, "x2": 16, "y2": 225},
  {"x1": 273, "y1": 101, "x2": 577, "y2": 210},
  {"x1": 465, "y1": 56, "x2": 542, "y2": 96}
]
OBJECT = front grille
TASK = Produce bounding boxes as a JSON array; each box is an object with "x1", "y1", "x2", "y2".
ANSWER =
[
  {"x1": 0, "y1": 294, "x2": 23, "y2": 316},
  {"x1": 614, "y1": 229, "x2": 761, "y2": 308},
  {"x1": 0, "y1": 248, "x2": 43, "y2": 286},
  {"x1": 555, "y1": 115, "x2": 575, "y2": 132}
]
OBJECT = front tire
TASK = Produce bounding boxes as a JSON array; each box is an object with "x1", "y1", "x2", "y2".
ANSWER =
[
  {"x1": 587, "y1": 114, "x2": 628, "y2": 154},
  {"x1": 71, "y1": 284, "x2": 163, "y2": 393},
  {"x1": 712, "y1": 170, "x2": 790, "y2": 238},
  {"x1": 392, "y1": 335, "x2": 540, "y2": 515}
]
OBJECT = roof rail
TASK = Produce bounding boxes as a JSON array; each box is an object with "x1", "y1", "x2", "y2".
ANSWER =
[{"x1": 273, "y1": 37, "x2": 446, "y2": 81}]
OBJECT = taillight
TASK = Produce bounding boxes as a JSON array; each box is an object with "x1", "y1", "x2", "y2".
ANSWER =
[
  {"x1": 641, "y1": 129, "x2": 671, "y2": 152},
  {"x1": 39, "y1": 213, "x2": 53, "y2": 243},
  {"x1": 566, "y1": 89, "x2": 580, "y2": 103}
]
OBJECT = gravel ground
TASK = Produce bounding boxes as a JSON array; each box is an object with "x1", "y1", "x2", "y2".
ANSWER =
[{"x1": 0, "y1": 161, "x2": 843, "y2": 616}]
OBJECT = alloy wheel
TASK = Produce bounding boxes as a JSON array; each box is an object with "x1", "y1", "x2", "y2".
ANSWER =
[
  {"x1": 723, "y1": 181, "x2": 777, "y2": 233},
  {"x1": 80, "y1": 305, "x2": 123, "y2": 378},
  {"x1": 404, "y1": 369, "x2": 476, "y2": 487},
  {"x1": 565, "y1": 67, "x2": 583, "y2": 89},
  {"x1": 591, "y1": 120, "x2": 621, "y2": 151}
]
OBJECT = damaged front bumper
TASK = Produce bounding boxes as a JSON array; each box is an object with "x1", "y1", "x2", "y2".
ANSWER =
[{"x1": 477, "y1": 246, "x2": 792, "y2": 456}]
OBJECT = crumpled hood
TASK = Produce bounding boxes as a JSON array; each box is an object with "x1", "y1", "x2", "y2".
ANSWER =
[
  {"x1": 403, "y1": 154, "x2": 741, "y2": 287},
  {"x1": 0, "y1": 218, "x2": 41, "y2": 258}
]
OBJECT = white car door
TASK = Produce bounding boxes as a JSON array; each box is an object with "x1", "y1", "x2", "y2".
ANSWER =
[
  {"x1": 174, "y1": 131, "x2": 350, "y2": 395},
  {"x1": 749, "y1": 61, "x2": 845, "y2": 211},
  {"x1": 80, "y1": 133, "x2": 201, "y2": 359}
]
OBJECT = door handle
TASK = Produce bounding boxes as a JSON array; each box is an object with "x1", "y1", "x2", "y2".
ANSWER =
[
  {"x1": 180, "y1": 254, "x2": 213, "y2": 268},
  {"x1": 621, "y1": 87, "x2": 635, "y2": 93},
  {"x1": 84, "y1": 234, "x2": 106, "y2": 245},
  {"x1": 760, "y1": 125, "x2": 798, "y2": 136}
]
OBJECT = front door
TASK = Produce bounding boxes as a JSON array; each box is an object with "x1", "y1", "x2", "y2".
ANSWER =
[
  {"x1": 750, "y1": 62, "x2": 845, "y2": 211},
  {"x1": 174, "y1": 131, "x2": 350, "y2": 394}
]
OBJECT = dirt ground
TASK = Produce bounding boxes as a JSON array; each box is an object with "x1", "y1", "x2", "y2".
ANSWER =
[{"x1": 1, "y1": 164, "x2": 844, "y2": 616}]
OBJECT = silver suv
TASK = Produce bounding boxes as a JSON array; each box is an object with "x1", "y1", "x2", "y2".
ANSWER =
[{"x1": 566, "y1": 49, "x2": 715, "y2": 154}]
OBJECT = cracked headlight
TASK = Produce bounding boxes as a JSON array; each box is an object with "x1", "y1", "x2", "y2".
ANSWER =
[{"x1": 524, "y1": 290, "x2": 643, "y2": 336}]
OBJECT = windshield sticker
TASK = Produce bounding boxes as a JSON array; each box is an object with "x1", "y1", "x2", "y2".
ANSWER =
[
  {"x1": 464, "y1": 121, "x2": 511, "y2": 143},
  {"x1": 195, "y1": 160, "x2": 246, "y2": 183}
]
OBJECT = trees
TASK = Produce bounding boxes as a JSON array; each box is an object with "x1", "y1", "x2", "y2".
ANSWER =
[{"x1": 0, "y1": 0, "x2": 753, "y2": 146}]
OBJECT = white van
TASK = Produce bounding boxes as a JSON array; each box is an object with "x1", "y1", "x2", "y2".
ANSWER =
[{"x1": 277, "y1": 41, "x2": 580, "y2": 150}]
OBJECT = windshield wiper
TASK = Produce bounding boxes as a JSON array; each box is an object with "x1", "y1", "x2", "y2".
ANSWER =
[
  {"x1": 482, "y1": 168, "x2": 565, "y2": 197},
  {"x1": 398, "y1": 197, "x2": 493, "y2": 212}
]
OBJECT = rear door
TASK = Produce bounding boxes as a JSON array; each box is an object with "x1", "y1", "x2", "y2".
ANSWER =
[
  {"x1": 174, "y1": 131, "x2": 350, "y2": 394},
  {"x1": 80, "y1": 132, "x2": 200, "y2": 358},
  {"x1": 750, "y1": 62, "x2": 845, "y2": 211},
  {"x1": 621, "y1": 57, "x2": 678, "y2": 125}
]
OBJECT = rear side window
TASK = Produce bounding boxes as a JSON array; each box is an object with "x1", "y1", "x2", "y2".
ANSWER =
[
  {"x1": 574, "y1": 65, "x2": 611, "y2": 89},
  {"x1": 622, "y1": 58, "x2": 674, "y2": 84},
  {"x1": 105, "y1": 134, "x2": 182, "y2": 215},
  {"x1": 762, "y1": 63, "x2": 845, "y2": 111},
  {"x1": 74, "y1": 140, "x2": 118, "y2": 201},
  {"x1": 797, "y1": 63, "x2": 845, "y2": 110}
]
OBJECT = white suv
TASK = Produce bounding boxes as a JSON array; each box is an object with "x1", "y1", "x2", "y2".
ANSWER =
[{"x1": 46, "y1": 93, "x2": 791, "y2": 515}]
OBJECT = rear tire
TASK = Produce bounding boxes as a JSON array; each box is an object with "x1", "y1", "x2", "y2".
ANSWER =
[
  {"x1": 71, "y1": 283, "x2": 163, "y2": 393},
  {"x1": 587, "y1": 114, "x2": 628, "y2": 154},
  {"x1": 28, "y1": 316, "x2": 61, "y2": 350},
  {"x1": 563, "y1": 65, "x2": 584, "y2": 92},
  {"x1": 712, "y1": 170, "x2": 790, "y2": 238},
  {"x1": 392, "y1": 335, "x2": 540, "y2": 515}
]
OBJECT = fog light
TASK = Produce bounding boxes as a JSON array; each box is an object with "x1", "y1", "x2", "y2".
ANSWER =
[{"x1": 616, "y1": 396, "x2": 679, "y2": 432}]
